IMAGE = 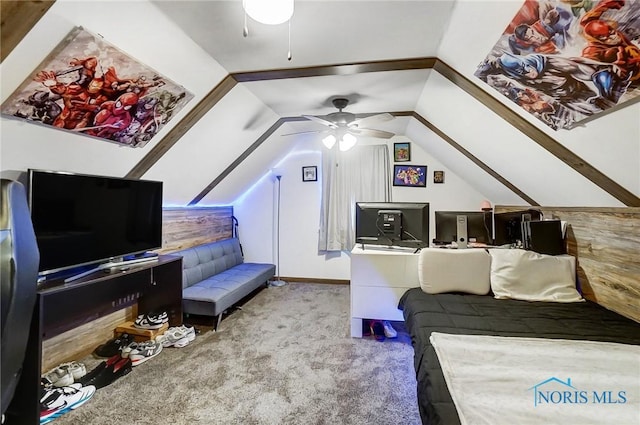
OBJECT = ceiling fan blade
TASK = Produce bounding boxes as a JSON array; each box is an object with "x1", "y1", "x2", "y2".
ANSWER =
[
  {"x1": 348, "y1": 128, "x2": 395, "y2": 139},
  {"x1": 348, "y1": 113, "x2": 394, "y2": 129},
  {"x1": 302, "y1": 115, "x2": 338, "y2": 128},
  {"x1": 281, "y1": 129, "x2": 327, "y2": 137}
]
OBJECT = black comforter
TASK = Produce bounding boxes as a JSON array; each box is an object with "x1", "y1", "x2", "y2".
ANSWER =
[{"x1": 398, "y1": 288, "x2": 640, "y2": 425}]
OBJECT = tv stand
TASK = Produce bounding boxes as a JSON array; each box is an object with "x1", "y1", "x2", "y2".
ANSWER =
[{"x1": 5, "y1": 254, "x2": 182, "y2": 425}]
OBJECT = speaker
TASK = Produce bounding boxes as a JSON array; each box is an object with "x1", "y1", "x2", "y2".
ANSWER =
[
  {"x1": 456, "y1": 215, "x2": 468, "y2": 249},
  {"x1": 529, "y1": 220, "x2": 565, "y2": 255}
]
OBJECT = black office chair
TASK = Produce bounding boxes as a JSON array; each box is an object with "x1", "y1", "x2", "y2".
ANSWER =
[{"x1": 1, "y1": 179, "x2": 39, "y2": 419}]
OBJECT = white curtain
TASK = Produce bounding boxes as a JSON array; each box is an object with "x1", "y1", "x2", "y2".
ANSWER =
[{"x1": 318, "y1": 144, "x2": 391, "y2": 251}]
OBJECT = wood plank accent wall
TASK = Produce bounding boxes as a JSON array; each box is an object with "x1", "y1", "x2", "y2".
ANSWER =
[
  {"x1": 156, "y1": 206, "x2": 234, "y2": 254},
  {"x1": 495, "y1": 206, "x2": 640, "y2": 323}
]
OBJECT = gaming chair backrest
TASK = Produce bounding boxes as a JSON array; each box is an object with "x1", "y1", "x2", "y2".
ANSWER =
[{"x1": 1, "y1": 179, "x2": 39, "y2": 416}]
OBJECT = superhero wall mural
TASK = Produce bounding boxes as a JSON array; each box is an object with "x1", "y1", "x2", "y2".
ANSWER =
[
  {"x1": 1, "y1": 27, "x2": 193, "y2": 148},
  {"x1": 475, "y1": 0, "x2": 640, "y2": 130}
]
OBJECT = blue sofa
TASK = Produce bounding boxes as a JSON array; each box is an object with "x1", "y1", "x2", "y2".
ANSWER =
[{"x1": 174, "y1": 238, "x2": 275, "y2": 330}]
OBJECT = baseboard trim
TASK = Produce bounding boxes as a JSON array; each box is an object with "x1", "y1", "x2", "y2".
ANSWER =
[{"x1": 276, "y1": 277, "x2": 350, "y2": 285}]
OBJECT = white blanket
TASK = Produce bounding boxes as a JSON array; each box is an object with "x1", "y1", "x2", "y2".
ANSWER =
[{"x1": 429, "y1": 332, "x2": 640, "y2": 425}]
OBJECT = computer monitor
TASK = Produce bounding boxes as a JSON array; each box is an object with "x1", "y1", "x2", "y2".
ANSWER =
[
  {"x1": 493, "y1": 209, "x2": 543, "y2": 246},
  {"x1": 355, "y1": 202, "x2": 429, "y2": 248},
  {"x1": 434, "y1": 211, "x2": 493, "y2": 245}
]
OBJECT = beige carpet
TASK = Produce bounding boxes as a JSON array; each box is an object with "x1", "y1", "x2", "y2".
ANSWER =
[{"x1": 54, "y1": 283, "x2": 421, "y2": 425}]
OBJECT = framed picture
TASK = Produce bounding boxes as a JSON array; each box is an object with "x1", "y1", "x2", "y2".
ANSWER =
[
  {"x1": 433, "y1": 170, "x2": 445, "y2": 184},
  {"x1": 0, "y1": 27, "x2": 193, "y2": 148},
  {"x1": 302, "y1": 166, "x2": 317, "y2": 182},
  {"x1": 393, "y1": 165, "x2": 427, "y2": 187},
  {"x1": 393, "y1": 142, "x2": 411, "y2": 162}
]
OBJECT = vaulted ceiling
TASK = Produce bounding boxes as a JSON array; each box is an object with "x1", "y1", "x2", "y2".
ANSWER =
[{"x1": 1, "y1": 0, "x2": 639, "y2": 208}]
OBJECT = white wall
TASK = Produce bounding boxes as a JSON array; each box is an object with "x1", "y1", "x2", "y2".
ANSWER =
[{"x1": 234, "y1": 135, "x2": 489, "y2": 280}]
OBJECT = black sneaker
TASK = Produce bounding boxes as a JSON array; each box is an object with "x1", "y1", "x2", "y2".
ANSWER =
[
  {"x1": 77, "y1": 354, "x2": 121, "y2": 386},
  {"x1": 370, "y1": 321, "x2": 386, "y2": 341},
  {"x1": 82, "y1": 357, "x2": 132, "y2": 390},
  {"x1": 93, "y1": 333, "x2": 133, "y2": 358}
]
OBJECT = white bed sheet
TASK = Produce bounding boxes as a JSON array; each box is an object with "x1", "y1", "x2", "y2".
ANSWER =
[{"x1": 430, "y1": 332, "x2": 640, "y2": 425}]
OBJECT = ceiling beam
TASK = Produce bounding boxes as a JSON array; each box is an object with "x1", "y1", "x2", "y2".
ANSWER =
[
  {"x1": 188, "y1": 116, "x2": 308, "y2": 205},
  {"x1": 1, "y1": 0, "x2": 55, "y2": 63},
  {"x1": 232, "y1": 57, "x2": 437, "y2": 82}
]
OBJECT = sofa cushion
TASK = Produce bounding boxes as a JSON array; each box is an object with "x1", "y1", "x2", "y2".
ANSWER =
[
  {"x1": 178, "y1": 238, "x2": 244, "y2": 289},
  {"x1": 182, "y1": 263, "x2": 275, "y2": 316}
]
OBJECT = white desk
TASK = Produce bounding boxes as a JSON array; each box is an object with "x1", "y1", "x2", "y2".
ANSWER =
[{"x1": 349, "y1": 245, "x2": 420, "y2": 337}]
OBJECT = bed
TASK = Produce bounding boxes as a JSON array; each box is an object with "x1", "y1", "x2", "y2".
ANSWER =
[{"x1": 397, "y1": 248, "x2": 640, "y2": 425}]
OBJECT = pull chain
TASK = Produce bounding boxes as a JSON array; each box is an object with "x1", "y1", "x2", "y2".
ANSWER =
[
  {"x1": 287, "y1": 18, "x2": 292, "y2": 61},
  {"x1": 243, "y1": 9, "x2": 248, "y2": 37}
]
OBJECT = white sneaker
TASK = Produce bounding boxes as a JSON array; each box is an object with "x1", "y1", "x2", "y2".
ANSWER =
[
  {"x1": 382, "y1": 321, "x2": 397, "y2": 338},
  {"x1": 42, "y1": 368, "x2": 74, "y2": 388}
]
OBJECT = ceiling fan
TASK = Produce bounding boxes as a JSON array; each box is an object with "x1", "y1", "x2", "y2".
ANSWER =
[{"x1": 284, "y1": 98, "x2": 395, "y2": 151}]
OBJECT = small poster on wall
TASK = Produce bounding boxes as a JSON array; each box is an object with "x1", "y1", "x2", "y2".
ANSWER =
[
  {"x1": 393, "y1": 142, "x2": 411, "y2": 162},
  {"x1": 1, "y1": 26, "x2": 193, "y2": 148},
  {"x1": 393, "y1": 165, "x2": 427, "y2": 187}
]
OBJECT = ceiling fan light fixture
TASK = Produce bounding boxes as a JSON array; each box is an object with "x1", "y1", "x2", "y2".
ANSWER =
[
  {"x1": 339, "y1": 133, "x2": 357, "y2": 151},
  {"x1": 243, "y1": 0, "x2": 294, "y2": 25},
  {"x1": 322, "y1": 134, "x2": 337, "y2": 149}
]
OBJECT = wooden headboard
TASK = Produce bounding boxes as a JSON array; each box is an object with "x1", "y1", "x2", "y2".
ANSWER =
[{"x1": 495, "y1": 206, "x2": 640, "y2": 323}]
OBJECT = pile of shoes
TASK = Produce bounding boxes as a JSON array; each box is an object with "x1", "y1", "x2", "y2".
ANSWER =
[
  {"x1": 369, "y1": 320, "x2": 397, "y2": 341},
  {"x1": 40, "y1": 362, "x2": 95, "y2": 424},
  {"x1": 133, "y1": 311, "x2": 168, "y2": 330},
  {"x1": 155, "y1": 325, "x2": 196, "y2": 348},
  {"x1": 39, "y1": 314, "x2": 194, "y2": 422}
]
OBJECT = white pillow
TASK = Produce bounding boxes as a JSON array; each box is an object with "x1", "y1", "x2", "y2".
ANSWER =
[
  {"x1": 488, "y1": 249, "x2": 583, "y2": 302},
  {"x1": 418, "y1": 248, "x2": 491, "y2": 295}
]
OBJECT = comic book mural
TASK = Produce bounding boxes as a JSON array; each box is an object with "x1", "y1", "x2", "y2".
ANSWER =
[
  {"x1": 475, "y1": 0, "x2": 640, "y2": 130},
  {"x1": 1, "y1": 27, "x2": 193, "y2": 148}
]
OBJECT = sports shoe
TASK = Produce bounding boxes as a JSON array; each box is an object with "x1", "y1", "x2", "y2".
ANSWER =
[
  {"x1": 40, "y1": 384, "x2": 95, "y2": 424},
  {"x1": 156, "y1": 325, "x2": 196, "y2": 348},
  {"x1": 93, "y1": 333, "x2": 133, "y2": 358},
  {"x1": 370, "y1": 321, "x2": 385, "y2": 341},
  {"x1": 81, "y1": 357, "x2": 132, "y2": 390},
  {"x1": 77, "y1": 354, "x2": 121, "y2": 386},
  {"x1": 156, "y1": 327, "x2": 187, "y2": 348},
  {"x1": 42, "y1": 368, "x2": 74, "y2": 388},
  {"x1": 133, "y1": 313, "x2": 165, "y2": 330},
  {"x1": 122, "y1": 340, "x2": 163, "y2": 366},
  {"x1": 382, "y1": 321, "x2": 397, "y2": 338},
  {"x1": 173, "y1": 325, "x2": 196, "y2": 347},
  {"x1": 59, "y1": 361, "x2": 87, "y2": 380}
]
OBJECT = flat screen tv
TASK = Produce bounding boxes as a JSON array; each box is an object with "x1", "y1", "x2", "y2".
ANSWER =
[
  {"x1": 355, "y1": 202, "x2": 429, "y2": 248},
  {"x1": 434, "y1": 211, "x2": 493, "y2": 245},
  {"x1": 28, "y1": 169, "x2": 163, "y2": 278}
]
